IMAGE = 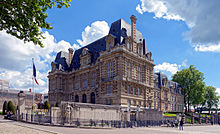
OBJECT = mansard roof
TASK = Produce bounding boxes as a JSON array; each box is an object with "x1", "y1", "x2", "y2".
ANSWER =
[
  {"x1": 154, "y1": 72, "x2": 182, "y2": 95},
  {"x1": 53, "y1": 18, "x2": 146, "y2": 71},
  {"x1": 109, "y1": 19, "x2": 143, "y2": 45}
]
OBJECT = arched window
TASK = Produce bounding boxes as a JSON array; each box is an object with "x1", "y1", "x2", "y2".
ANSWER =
[
  {"x1": 82, "y1": 94, "x2": 87, "y2": 103},
  {"x1": 90, "y1": 92, "x2": 95, "y2": 104},
  {"x1": 75, "y1": 95, "x2": 79, "y2": 102}
]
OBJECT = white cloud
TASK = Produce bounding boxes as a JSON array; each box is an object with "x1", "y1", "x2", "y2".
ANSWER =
[
  {"x1": 195, "y1": 43, "x2": 220, "y2": 52},
  {"x1": 154, "y1": 62, "x2": 181, "y2": 74},
  {"x1": 136, "y1": 0, "x2": 184, "y2": 20},
  {"x1": 136, "y1": 0, "x2": 220, "y2": 52},
  {"x1": 0, "y1": 30, "x2": 80, "y2": 92},
  {"x1": 0, "y1": 20, "x2": 110, "y2": 93},
  {"x1": 77, "y1": 21, "x2": 109, "y2": 47}
]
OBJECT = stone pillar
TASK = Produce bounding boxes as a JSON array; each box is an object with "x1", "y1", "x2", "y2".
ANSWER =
[
  {"x1": 199, "y1": 114, "x2": 201, "y2": 124},
  {"x1": 191, "y1": 113, "x2": 194, "y2": 124},
  {"x1": 17, "y1": 91, "x2": 26, "y2": 121},
  {"x1": 211, "y1": 114, "x2": 214, "y2": 125},
  {"x1": 205, "y1": 115, "x2": 208, "y2": 124}
]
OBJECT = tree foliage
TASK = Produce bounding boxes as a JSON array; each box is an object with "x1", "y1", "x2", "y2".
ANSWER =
[
  {"x1": 172, "y1": 65, "x2": 205, "y2": 112},
  {"x1": 3, "y1": 101, "x2": 8, "y2": 115},
  {"x1": 204, "y1": 86, "x2": 219, "y2": 113},
  {"x1": 0, "y1": 0, "x2": 71, "y2": 47},
  {"x1": 7, "y1": 101, "x2": 16, "y2": 115},
  {"x1": 44, "y1": 100, "x2": 50, "y2": 109}
]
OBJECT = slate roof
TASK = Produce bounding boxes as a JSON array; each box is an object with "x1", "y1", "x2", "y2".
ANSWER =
[
  {"x1": 53, "y1": 18, "x2": 145, "y2": 71},
  {"x1": 154, "y1": 72, "x2": 182, "y2": 95}
]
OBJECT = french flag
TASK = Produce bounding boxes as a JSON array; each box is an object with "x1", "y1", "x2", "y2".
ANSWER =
[{"x1": 33, "y1": 61, "x2": 39, "y2": 85}]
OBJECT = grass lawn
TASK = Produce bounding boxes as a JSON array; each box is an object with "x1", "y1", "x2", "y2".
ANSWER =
[{"x1": 164, "y1": 112, "x2": 177, "y2": 117}]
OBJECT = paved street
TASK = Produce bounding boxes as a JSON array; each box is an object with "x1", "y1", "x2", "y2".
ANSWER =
[{"x1": 1, "y1": 117, "x2": 220, "y2": 134}]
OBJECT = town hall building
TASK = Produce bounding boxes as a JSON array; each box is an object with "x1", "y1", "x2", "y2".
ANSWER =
[{"x1": 48, "y1": 15, "x2": 184, "y2": 112}]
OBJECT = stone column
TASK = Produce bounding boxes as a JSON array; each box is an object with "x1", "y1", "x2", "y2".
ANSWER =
[{"x1": 17, "y1": 91, "x2": 26, "y2": 121}]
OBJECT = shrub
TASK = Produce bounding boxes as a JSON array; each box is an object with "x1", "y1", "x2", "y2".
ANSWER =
[
  {"x1": 3, "y1": 101, "x2": 8, "y2": 115},
  {"x1": 8, "y1": 101, "x2": 16, "y2": 115},
  {"x1": 44, "y1": 101, "x2": 50, "y2": 110}
]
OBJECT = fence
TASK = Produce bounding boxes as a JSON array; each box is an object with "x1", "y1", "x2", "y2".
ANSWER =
[
  {"x1": 18, "y1": 113, "x2": 165, "y2": 128},
  {"x1": 7, "y1": 112, "x2": 220, "y2": 128}
]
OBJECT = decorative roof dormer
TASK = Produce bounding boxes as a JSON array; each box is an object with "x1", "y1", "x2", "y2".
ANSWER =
[
  {"x1": 105, "y1": 34, "x2": 115, "y2": 51},
  {"x1": 125, "y1": 36, "x2": 132, "y2": 50},
  {"x1": 80, "y1": 48, "x2": 91, "y2": 66}
]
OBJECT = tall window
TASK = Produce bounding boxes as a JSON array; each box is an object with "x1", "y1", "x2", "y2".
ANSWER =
[
  {"x1": 138, "y1": 88, "x2": 140, "y2": 96},
  {"x1": 62, "y1": 79, "x2": 65, "y2": 90},
  {"x1": 127, "y1": 85, "x2": 130, "y2": 94},
  {"x1": 148, "y1": 68, "x2": 151, "y2": 85},
  {"x1": 127, "y1": 62, "x2": 131, "y2": 78},
  {"x1": 83, "y1": 80, "x2": 87, "y2": 88},
  {"x1": 107, "y1": 62, "x2": 114, "y2": 78},
  {"x1": 106, "y1": 84, "x2": 112, "y2": 94},
  {"x1": 75, "y1": 77, "x2": 80, "y2": 90},
  {"x1": 110, "y1": 84, "x2": 112, "y2": 94},
  {"x1": 92, "y1": 72, "x2": 96, "y2": 86},
  {"x1": 133, "y1": 87, "x2": 135, "y2": 96}
]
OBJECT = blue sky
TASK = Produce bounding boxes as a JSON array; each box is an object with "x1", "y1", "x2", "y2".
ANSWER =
[{"x1": 0, "y1": 0, "x2": 220, "y2": 94}]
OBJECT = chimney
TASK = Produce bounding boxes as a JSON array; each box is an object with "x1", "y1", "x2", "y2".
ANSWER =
[
  {"x1": 68, "y1": 48, "x2": 74, "y2": 65},
  {"x1": 130, "y1": 15, "x2": 137, "y2": 53}
]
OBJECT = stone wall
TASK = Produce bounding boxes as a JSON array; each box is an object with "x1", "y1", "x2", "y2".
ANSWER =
[{"x1": 51, "y1": 101, "x2": 163, "y2": 124}]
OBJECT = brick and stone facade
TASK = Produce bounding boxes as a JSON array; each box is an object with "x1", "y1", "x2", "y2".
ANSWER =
[{"x1": 48, "y1": 15, "x2": 184, "y2": 112}]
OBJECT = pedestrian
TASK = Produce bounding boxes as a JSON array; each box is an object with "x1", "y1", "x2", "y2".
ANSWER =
[{"x1": 179, "y1": 118, "x2": 184, "y2": 131}]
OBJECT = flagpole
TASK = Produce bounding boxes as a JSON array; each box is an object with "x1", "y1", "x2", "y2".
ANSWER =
[{"x1": 32, "y1": 58, "x2": 35, "y2": 122}]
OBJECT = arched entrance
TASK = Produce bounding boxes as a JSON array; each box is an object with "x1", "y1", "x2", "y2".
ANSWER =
[
  {"x1": 90, "y1": 92, "x2": 95, "y2": 104},
  {"x1": 82, "y1": 94, "x2": 87, "y2": 103},
  {"x1": 75, "y1": 95, "x2": 79, "y2": 102}
]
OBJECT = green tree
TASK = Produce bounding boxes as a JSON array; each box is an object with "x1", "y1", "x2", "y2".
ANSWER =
[
  {"x1": 0, "y1": 0, "x2": 71, "y2": 47},
  {"x1": 7, "y1": 101, "x2": 16, "y2": 115},
  {"x1": 172, "y1": 65, "x2": 204, "y2": 112},
  {"x1": 3, "y1": 101, "x2": 8, "y2": 115},
  {"x1": 191, "y1": 80, "x2": 206, "y2": 110},
  {"x1": 44, "y1": 101, "x2": 50, "y2": 110},
  {"x1": 204, "y1": 86, "x2": 219, "y2": 114}
]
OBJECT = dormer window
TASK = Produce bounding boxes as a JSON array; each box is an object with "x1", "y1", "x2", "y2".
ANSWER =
[
  {"x1": 106, "y1": 34, "x2": 115, "y2": 51},
  {"x1": 82, "y1": 48, "x2": 88, "y2": 56},
  {"x1": 109, "y1": 43, "x2": 112, "y2": 50},
  {"x1": 127, "y1": 42, "x2": 130, "y2": 49},
  {"x1": 83, "y1": 50, "x2": 87, "y2": 55},
  {"x1": 80, "y1": 48, "x2": 91, "y2": 66}
]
